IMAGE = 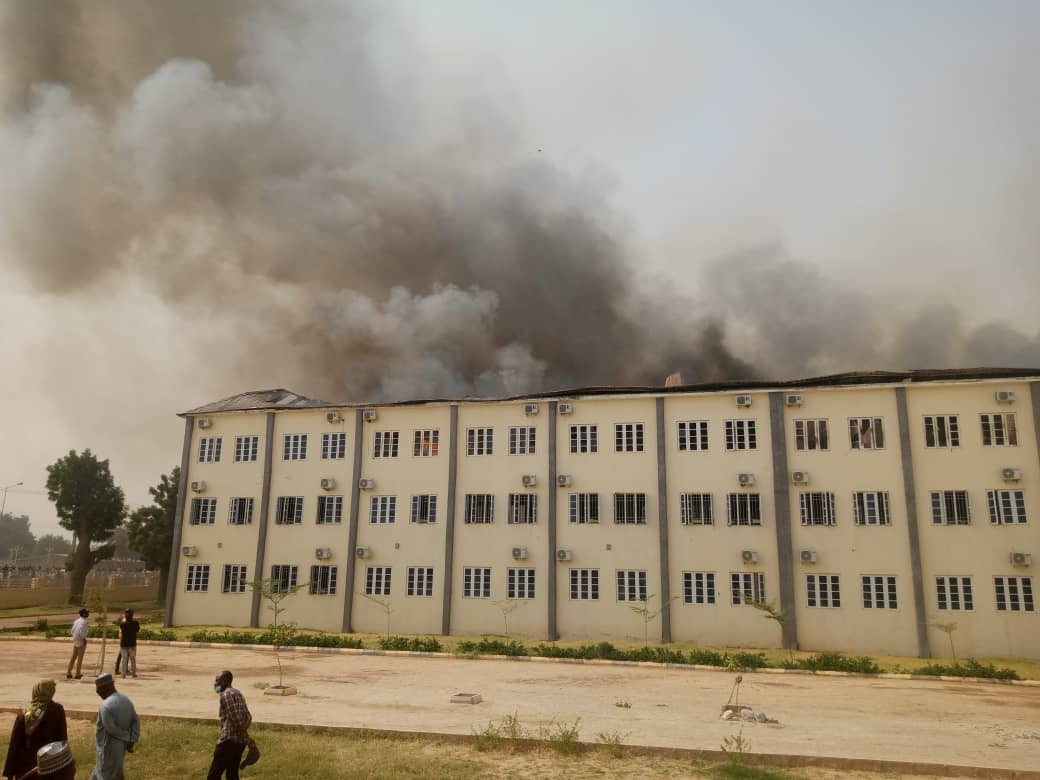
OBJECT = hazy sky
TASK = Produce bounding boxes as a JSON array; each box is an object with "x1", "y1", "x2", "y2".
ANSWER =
[{"x1": 1, "y1": 1, "x2": 1038, "y2": 538}]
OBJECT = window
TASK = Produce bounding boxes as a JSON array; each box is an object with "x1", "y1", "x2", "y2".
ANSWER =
[
  {"x1": 794, "y1": 420, "x2": 829, "y2": 451},
  {"x1": 370, "y1": 496, "x2": 397, "y2": 524},
  {"x1": 317, "y1": 495, "x2": 343, "y2": 524},
  {"x1": 677, "y1": 421, "x2": 709, "y2": 452},
  {"x1": 413, "y1": 429, "x2": 440, "y2": 457},
  {"x1": 615, "y1": 423, "x2": 645, "y2": 453},
  {"x1": 410, "y1": 495, "x2": 438, "y2": 524},
  {"x1": 613, "y1": 493, "x2": 647, "y2": 524},
  {"x1": 373, "y1": 431, "x2": 399, "y2": 458},
  {"x1": 507, "y1": 494, "x2": 537, "y2": 524},
  {"x1": 726, "y1": 493, "x2": 762, "y2": 526},
  {"x1": 309, "y1": 565, "x2": 338, "y2": 595},
  {"x1": 849, "y1": 418, "x2": 885, "y2": 450},
  {"x1": 987, "y1": 490, "x2": 1027, "y2": 525},
  {"x1": 283, "y1": 433, "x2": 308, "y2": 461},
  {"x1": 569, "y1": 424, "x2": 598, "y2": 454},
  {"x1": 464, "y1": 494, "x2": 494, "y2": 524},
  {"x1": 680, "y1": 493, "x2": 713, "y2": 525},
  {"x1": 228, "y1": 497, "x2": 254, "y2": 526},
  {"x1": 569, "y1": 493, "x2": 599, "y2": 524},
  {"x1": 507, "y1": 568, "x2": 536, "y2": 599},
  {"x1": 731, "y1": 572, "x2": 765, "y2": 605},
  {"x1": 799, "y1": 492, "x2": 837, "y2": 526},
  {"x1": 199, "y1": 436, "x2": 222, "y2": 463},
  {"x1": 569, "y1": 568, "x2": 600, "y2": 600},
  {"x1": 365, "y1": 566, "x2": 391, "y2": 596},
  {"x1": 509, "y1": 426, "x2": 536, "y2": 455},
  {"x1": 407, "y1": 567, "x2": 434, "y2": 597},
  {"x1": 923, "y1": 415, "x2": 959, "y2": 448},
  {"x1": 190, "y1": 498, "x2": 217, "y2": 525},
  {"x1": 684, "y1": 572, "x2": 716, "y2": 605},
  {"x1": 806, "y1": 574, "x2": 841, "y2": 607},
  {"x1": 466, "y1": 427, "x2": 494, "y2": 456},
  {"x1": 852, "y1": 491, "x2": 891, "y2": 526},
  {"x1": 861, "y1": 575, "x2": 897, "y2": 609},
  {"x1": 321, "y1": 432, "x2": 346, "y2": 460},
  {"x1": 221, "y1": 565, "x2": 247, "y2": 594},
  {"x1": 234, "y1": 435, "x2": 259, "y2": 463},
  {"x1": 185, "y1": 564, "x2": 210, "y2": 592},
  {"x1": 994, "y1": 576, "x2": 1034, "y2": 612},
  {"x1": 463, "y1": 567, "x2": 491, "y2": 598},
  {"x1": 936, "y1": 576, "x2": 973, "y2": 611},
  {"x1": 980, "y1": 413, "x2": 1017, "y2": 447},
  {"x1": 270, "y1": 564, "x2": 298, "y2": 593},
  {"x1": 275, "y1": 496, "x2": 304, "y2": 525},
  {"x1": 616, "y1": 570, "x2": 648, "y2": 602},
  {"x1": 930, "y1": 491, "x2": 971, "y2": 525},
  {"x1": 724, "y1": 420, "x2": 757, "y2": 451}
]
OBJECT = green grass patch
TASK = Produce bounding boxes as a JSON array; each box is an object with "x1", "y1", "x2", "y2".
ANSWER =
[
  {"x1": 910, "y1": 658, "x2": 1020, "y2": 680},
  {"x1": 706, "y1": 764, "x2": 797, "y2": 780},
  {"x1": 0, "y1": 600, "x2": 161, "y2": 619}
]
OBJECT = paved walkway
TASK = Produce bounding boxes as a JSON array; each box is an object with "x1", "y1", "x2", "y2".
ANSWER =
[
  {"x1": 0, "y1": 639, "x2": 1037, "y2": 774},
  {"x1": 0, "y1": 609, "x2": 162, "y2": 630}
]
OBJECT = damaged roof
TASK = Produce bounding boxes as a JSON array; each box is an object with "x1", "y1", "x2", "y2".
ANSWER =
[{"x1": 179, "y1": 367, "x2": 1040, "y2": 416}]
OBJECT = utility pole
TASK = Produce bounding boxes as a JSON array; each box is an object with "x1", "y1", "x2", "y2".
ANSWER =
[{"x1": 1, "y1": 480, "x2": 24, "y2": 518}]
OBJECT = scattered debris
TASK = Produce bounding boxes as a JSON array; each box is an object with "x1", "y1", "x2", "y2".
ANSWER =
[
  {"x1": 451, "y1": 692, "x2": 482, "y2": 704},
  {"x1": 720, "y1": 674, "x2": 779, "y2": 724}
]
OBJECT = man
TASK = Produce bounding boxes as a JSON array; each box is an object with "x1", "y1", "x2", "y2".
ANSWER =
[
  {"x1": 90, "y1": 674, "x2": 139, "y2": 780},
  {"x1": 15, "y1": 740, "x2": 76, "y2": 779},
  {"x1": 207, "y1": 670, "x2": 251, "y2": 780},
  {"x1": 66, "y1": 609, "x2": 89, "y2": 680},
  {"x1": 116, "y1": 610, "x2": 140, "y2": 679}
]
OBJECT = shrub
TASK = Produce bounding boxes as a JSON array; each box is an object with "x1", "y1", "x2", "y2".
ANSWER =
[
  {"x1": 793, "y1": 652, "x2": 880, "y2": 674},
  {"x1": 726, "y1": 652, "x2": 767, "y2": 670},
  {"x1": 458, "y1": 637, "x2": 528, "y2": 656},
  {"x1": 688, "y1": 648, "x2": 728, "y2": 667},
  {"x1": 913, "y1": 659, "x2": 1019, "y2": 680},
  {"x1": 188, "y1": 629, "x2": 363, "y2": 649},
  {"x1": 88, "y1": 626, "x2": 119, "y2": 639},
  {"x1": 33, "y1": 618, "x2": 49, "y2": 632},
  {"x1": 138, "y1": 628, "x2": 176, "y2": 642},
  {"x1": 378, "y1": 636, "x2": 442, "y2": 652}
]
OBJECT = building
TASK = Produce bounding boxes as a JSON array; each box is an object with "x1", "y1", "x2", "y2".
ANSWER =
[{"x1": 166, "y1": 369, "x2": 1040, "y2": 659}]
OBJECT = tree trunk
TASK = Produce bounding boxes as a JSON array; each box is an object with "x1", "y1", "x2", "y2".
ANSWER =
[{"x1": 67, "y1": 535, "x2": 92, "y2": 605}]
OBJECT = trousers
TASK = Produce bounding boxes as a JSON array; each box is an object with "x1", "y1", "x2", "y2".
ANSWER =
[
  {"x1": 206, "y1": 740, "x2": 246, "y2": 780},
  {"x1": 118, "y1": 647, "x2": 137, "y2": 677},
  {"x1": 67, "y1": 642, "x2": 87, "y2": 678}
]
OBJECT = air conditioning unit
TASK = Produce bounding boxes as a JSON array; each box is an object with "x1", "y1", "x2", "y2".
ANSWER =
[
  {"x1": 512, "y1": 547, "x2": 528, "y2": 560},
  {"x1": 738, "y1": 473, "x2": 755, "y2": 487},
  {"x1": 800, "y1": 549, "x2": 817, "y2": 564},
  {"x1": 363, "y1": 409, "x2": 378, "y2": 422},
  {"x1": 181, "y1": 545, "x2": 198, "y2": 557},
  {"x1": 556, "y1": 549, "x2": 573, "y2": 562},
  {"x1": 557, "y1": 474, "x2": 573, "y2": 487},
  {"x1": 559, "y1": 403, "x2": 574, "y2": 415},
  {"x1": 785, "y1": 394, "x2": 803, "y2": 407},
  {"x1": 190, "y1": 480, "x2": 206, "y2": 493},
  {"x1": 355, "y1": 547, "x2": 370, "y2": 559},
  {"x1": 326, "y1": 411, "x2": 341, "y2": 423},
  {"x1": 996, "y1": 390, "x2": 1016, "y2": 404},
  {"x1": 792, "y1": 471, "x2": 810, "y2": 485},
  {"x1": 315, "y1": 547, "x2": 333, "y2": 560},
  {"x1": 741, "y1": 550, "x2": 759, "y2": 564},
  {"x1": 358, "y1": 478, "x2": 375, "y2": 490},
  {"x1": 1010, "y1": 552, "x2": 1033, "y2": 567},
  {"x1": 320, "y1": 478, "x2": 336, "y2": 491},
  {"x1": 523, "y1": 403, "x2": 539, "y2": 416},
  {"x1": 521, "y1": 474, "x2": 538, "y2": 488},
  {"x1": 197, "y1": 417, "x2": 212, "y2": 429},
  {"x1": 735, "y1": 394, "x2": 752, "y2": 408},
  {"x1": 1001, "y1": 468, "x2": 1023, "y2": 482}
]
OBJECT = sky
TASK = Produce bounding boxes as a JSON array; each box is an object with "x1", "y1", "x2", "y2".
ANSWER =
[{"x1": 1, "y1": 1, "x2": 1038, "y2": 538}]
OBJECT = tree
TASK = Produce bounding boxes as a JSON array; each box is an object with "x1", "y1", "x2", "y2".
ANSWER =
[
  {"x1": 490, "y1": 598, "x2": 527, "y2": 637},
  {"x1": 0, "y1": 513, "x2": 35, "y2": 560},
  {"x1": 930, "y1": 621, "x2": 959, "y2": 664},
  {"x1": 248, "y1": 576, "x2": 307, "y2": 691},
  {"x1": 46, "y1": 450, "x2": 127, "y2": 605},
  {"x1": 126, "y1": 467, "x2": 178, "y2": 602},
  {"x1": 750, "y1": 600, "x2": 791, "y2": 660},
  {"x1": 360, "y1": 593, "x2": 394, "y2": 638},
  {"x1": 627, "y1": 594, "x2": 677, "y2": 647},
  {"x1": 35, "y1": 534, "x2": 73, "y2": 555}
]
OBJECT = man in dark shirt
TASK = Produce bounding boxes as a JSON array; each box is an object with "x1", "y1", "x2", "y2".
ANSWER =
[
  {"x1": 117, "y1": 609, "x2": 141, "y2": 679},
  {"x1": 207, "y1": 670, "x2": 252, "y2": 780}
]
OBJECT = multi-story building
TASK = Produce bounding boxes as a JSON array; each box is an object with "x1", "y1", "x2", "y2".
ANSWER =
[{"x1": 166, "y1": 369, "x2": 1040, "y2": 659}]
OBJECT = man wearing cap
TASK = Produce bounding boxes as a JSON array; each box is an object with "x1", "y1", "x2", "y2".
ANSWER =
[
  {"x1": 207, "y1": 670, "x2": 252, "y2": 780},
  {"x1": 90, "y1": 674, "x2": 140, "y2": 780},
  {"x1": 16, "y1": 741, "x2": 76, "y2": 780},
  {"x1": 66, "y1": 609, "x2": 89, "y2": 680},
  {"x1": 116, "y1": 609, "x2": 140, "y2": 679}
]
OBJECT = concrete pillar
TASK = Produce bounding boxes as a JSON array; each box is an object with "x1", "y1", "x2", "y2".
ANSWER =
[
  {"x1": 440, "y1": 405, "x2": 460, "y2": 635},
  {"x1": 767, "y1": 392, "x2": 798, "y2": 649},
  {"x1": 164, "y1": 416, "x2": 194, "y2": 627},
  {"x1": 895, "y1": 386, "x2": 931, "y2": 658},
  {"x1": 547, "y1": 401, "x2": 559, "y2": 640},
  {"x1": 655, "y1": 397, "x2": 672, "y2": 643},
  {"x1": 250, "y1": 412, "x2": 276, "y2": 628},
  {"x1": 341, "y1": 409, "x2": 365, "y2": 633}
]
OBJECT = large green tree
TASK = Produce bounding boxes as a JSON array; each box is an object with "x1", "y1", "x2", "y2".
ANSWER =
[
  {"x1": 46, "y1": 450, "x2": 127, "y2": 604},
  {"x1": 0, "y1": 513, "x2": 35, "y2": 559},
  {"x1": 35, "y1": 533, "x2": 73, "y2": 555},
  {"x1": 126, "y1": 467, "x2": 179, "y2": 602}
]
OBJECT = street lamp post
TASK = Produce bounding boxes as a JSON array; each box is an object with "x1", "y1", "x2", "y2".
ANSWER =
[{"x1": 1, "y1": 481, "x2": 24, "y2": 519}]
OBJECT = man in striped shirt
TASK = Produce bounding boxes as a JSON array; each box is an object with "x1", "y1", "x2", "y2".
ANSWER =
[{"x1": 207, "y1": 670, "x2": 252, "y2": 780}]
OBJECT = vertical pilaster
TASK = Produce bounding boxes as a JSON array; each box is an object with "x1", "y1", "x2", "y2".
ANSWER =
[
  {"x1": 547, "y1": 401, "x2": 559, "y2": 640},
  {"x1": 341, "y1": 409, "x2": 365, "y2": 633},
  {"x1": 896, "y1": 386, "x2": 931, "y2": 658},
  {"x1": 1030, "y1": 382, "x2": 1040, "y2": 474},
  {"x1": 655, "y1": 397, "x2": 672, "y2": 643},
  {"x1": 440, "y1": 404, "x2": 459, "y2": 635},
  {"x1": 164, "y1": 416, "x2": 194, "y2": 627},
  {"x1": 768, "y1": 392, "x2": 798, "y2": 649},
  {"x1": 250, "y1": 412, "x2": 277, "y2": 627}
]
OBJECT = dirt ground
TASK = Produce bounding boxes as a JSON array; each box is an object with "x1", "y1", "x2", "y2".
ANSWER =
[{"x1": 0, "y1": 639, "x2": 1037, "y2": 775}]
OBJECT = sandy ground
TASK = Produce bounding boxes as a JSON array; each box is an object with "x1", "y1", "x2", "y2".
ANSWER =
[{"x1": 0, "y1": 639, "x2": 1038, "y2": 774}]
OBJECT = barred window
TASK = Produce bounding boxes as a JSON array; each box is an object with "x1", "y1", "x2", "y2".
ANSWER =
[
  {"x1": 413, "y1": 429, "x2": 439, "y2": 457},
  {"x1": 806, "y1": 574, "x2": 841, "y2": 607},
  {"x1": 407, "y1": 566, "x2": 434, "y2": 597},
  {"x1": 724, "y1": 420, "x2": 757, "y2": 451},
  {"x1": 730, "y1": 572, "x2": 765, "y2": 605},
  {"x1": 373, "y1": 431, "x2": 400, "y2": 458},
  {"x1": 987, "y1": 490, "x2": 1027, "y2": 525},
  {"x1": 221, "y1": 564, "x2": 247, "y2": 594},
  {"x1": 507, "y1": 494, "x2": 538, "y2": 524},
  {"x1": 683, "y1": 572, "x2": 716, "y2": 605},
  {"x1": 365, "y1": 566, "x2": 391, "y2": 596},
  {"x1": 849, "y1": 418, "x2": 885, "y2": 450},
  {"x1": 507, "y1": 568, "x2": 536, "y2": 599},
  {"x1": 613, "y1": 493, "x2": 647, "y2": 524},
  {"x1": 799, "y1": 492, "x2": 837, "y2": 526},
  {"x1": 190, "y1": 498, "x2": 217, "y2": 525},
  {"x1": 861, "y1": 575, "x2": 897, "y2": 609},
  {"x1": 677, "y1": 420, "x2": 709, "y2": 452},
  {"x1": 322, "y1": 432, "x2": 346, "y2": 460},
  {"x1": 463, "y1": 567, "x2": 491, "y2": 598},
  {"x1": 466, "y1": 428, "x2": 494, "y2": 456},
  {"x1": 270, "y1": 564, "x2": 298, "y2": 593},
  {"x1": 317, "y1": 495, "x2": 343, "y2": 524},
  {"x1": 680, "y1": 493, "x2": 713, "y2": 525},
  {"x1": 852, "y1": 491, "x2": 890, "y2": 526},
  {"x1": 616, "y1": 570, "x2": 648, "y2": 602},
  {"x1": 509, "y1": 426, "x2": 536, "y2": 455},
  {"x1": 410, "y1": 494, "x2": 438, "y2": 524},
  {"x1": 309, "y1": 565, "x2": 338, "y2": 595},
  {"x1": 275, "y1": 496, "x2": 304, "y2": 525},
  {"x1": 569, "y1": 424, "x2": 598, "y2": 454},
  {"x1": 464, "y1": 494, "x2": 494, "y2": 524},
  {"x1": 569, "y1": 568, "x2": 600, "y2": 600},
  {"x1": 935, "y1": 576, "x2": 973, "y2": 611},
  {"x1": 199, "y1": 436, "x2": 223, "y2": 463},
  {"x1": 370, "y1": 496, "x2": 397, "y2": 524},
  {"x1": 923, "y1": 415, "x2": 959, "y2": 448},
  {"x1": 185, "y1": 564, "x2": 210, "y2": 592},
  {"x1": 228, "y1": 497, "x2": 254, "y2": 526},
  {"x1": 569, "y1": 493, "x2": 599, "y2": 524},
  {"x1": 726, "y1": 493, "x2": 762, "y2": 526},
  {"x1": 794, "y1": 419, "x2": 829, "y2": 451},
  {"x1": 234, "y1": 435, "x2": 259, "y2": 463},
  {"x1": 980, "y1": 413, "x2": 1017, "y2": 447},
  {"x1": 994, "y1": 576, "x2": 1034, "y2": 612},
  {"x1": 615, "y1": 423, "x2": 645, "y2": 453},
  {"x1": 930, "y1": 491, "x2": 971, "y2": 525},
  {"x1": 283, "y1": 434, "x2": 308, "y2": 461}
]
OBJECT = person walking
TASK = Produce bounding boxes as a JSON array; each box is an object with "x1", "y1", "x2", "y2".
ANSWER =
[
  {"x1": 3, "y1": 680, "x2": 68, "y2": 780},
  {"x1": 90, "y1": 674, "x2": 140, "y2": 780},
  {"x1": 116, "y1": 609, "x2": 140, "y2": 678},
  {"x1": 66, "y1": 609, "x2": 89, "y2": 680},
  {"x1": 207, "y1": 670, "x2": 252, "y2": 780},
  {"x1": 14, "y1": 741, "x2": 76, "y2": 780}
]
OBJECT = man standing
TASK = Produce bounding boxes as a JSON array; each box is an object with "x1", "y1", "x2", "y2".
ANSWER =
[
  {"x1": 116, "y1": 610, "x2": 140, "y2": 679},
  {"x1": 90, "y1": 674, "x2": 139, "y2": 780},
  {"x1": 207, "y1": 670, "x2": 251, "y2": 780},
  {"x1": 66, "y1": 609, "x2": 89, "y2": 680}
]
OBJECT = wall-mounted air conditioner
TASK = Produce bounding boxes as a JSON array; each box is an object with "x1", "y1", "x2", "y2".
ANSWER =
[
  {"x1": 197, "y1": 417, "x2": 212, "y2": 429},
  {"x1": 785, "y1": 394, "x2": 803, "y2": 407},
  {"x1": 1001, "y1": 468, "x2": 1023, "y2": 482},
  {"x1": 559, "y1": 403, "x2": 574, "y2": 415},
  {"x1": 363, "y1": 409, "x2": 378, "y2": 422},
  {"x1": 1010, "y1": 551, "x2": 1033, "y2": 567},
  {"x1": 320, "y1": 478, "x2": 336, "y2": 491},
  {"x1": 521, "y1": 475, "x2": 537, "y2": 488},
  {"x1": 738, "y1": 473, "x2": 755, "y2": 487},
  {"x1": 326, "y1": 411, "x2": 342, "y2": 423},
  {"x1": 741, "y1": 550, "x2": 758, "y2": 564},
  {"x1": 355, "y1": 547, "x2": 370, "y2": 559},
  {"x1": 995, "y1": 390, "x2": 1016, "y2": 404},
  {"x1": 182, "y1": 545, "x2": 198, "y2": 557},
  {"x1": 735, "y1": 395, "x2": 752, "y2": 408},
  {"x1": 512, "y1": 547, "x2": 528, "y2": 560},
  {"x1": 792, "y1": 471, "x2": 810, "y2": 485},
  {"x1": 315, "y1": 547, "x2": 333, "y2": 560},
  {"x1": 557, "y1": 474, "x2": 573, "y2": 487},
  {"x1": 556, "y1": 549, "x2": 573, "y2": 562},
  {"x1": 799, "y1": 549, "x2": 817, "y2": 564},
  {"x1": 358, "y1": 478, "x2": 375, "y2": 490},
  {"x1": 523, "y1": 403, "x2": 539, "y2": 416},
  {"x1": 190, "y1": 480, "x2": 207, "y2": 493}
]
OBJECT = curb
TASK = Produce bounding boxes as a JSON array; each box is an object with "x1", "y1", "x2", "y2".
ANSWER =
[{"x1": 2, "y1": 634, "x2": 1037, "y2": 687}]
